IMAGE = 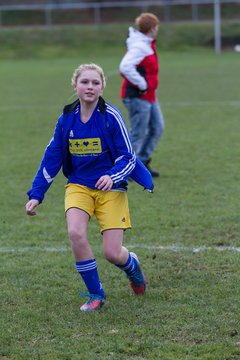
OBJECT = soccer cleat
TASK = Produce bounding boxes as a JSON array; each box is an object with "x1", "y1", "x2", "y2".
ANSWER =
[
  {"x1": 80, "y1": 293, "x2": 106, "y2": 312},
  {"x1": 128, "y1": 252, "x2": 146, "y2": 295}
]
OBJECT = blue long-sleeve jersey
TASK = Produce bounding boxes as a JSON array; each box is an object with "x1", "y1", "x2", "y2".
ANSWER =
[{"x1": 27, "y1": 97, "x2": 153, "y2": 203}]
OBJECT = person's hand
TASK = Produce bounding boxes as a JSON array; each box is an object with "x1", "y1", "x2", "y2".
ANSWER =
[
  {"x1": 95, "y1": 175, "x2": 113, "y2": 192},
  {"x1": 25, "y1": 199, "x2": 40, "y2": 216},
  {"x1": 139, "y1": 88, "x2": 147, "y2": 96}
]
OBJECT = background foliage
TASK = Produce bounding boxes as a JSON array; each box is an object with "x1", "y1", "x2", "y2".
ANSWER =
[{"x1": 0, "y1": 21, "x2": 240, "y2": 60}]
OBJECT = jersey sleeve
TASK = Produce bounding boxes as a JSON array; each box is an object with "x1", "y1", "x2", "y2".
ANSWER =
[
  {"x1": 104, "y1": 105, "x2": 136, "y2": 183},
  {"x1": 26, "y1": 116, "x2": 64, "y2": 203}
]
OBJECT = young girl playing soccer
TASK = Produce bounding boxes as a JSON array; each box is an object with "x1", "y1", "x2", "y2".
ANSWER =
[{"x1": 25, "y1": 63, "x2": 152, "y2": 312}]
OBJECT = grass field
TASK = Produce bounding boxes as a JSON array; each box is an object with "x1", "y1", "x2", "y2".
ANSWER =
[{"x1": 0, "y1": 37, "x2": 240, "y2": 359}]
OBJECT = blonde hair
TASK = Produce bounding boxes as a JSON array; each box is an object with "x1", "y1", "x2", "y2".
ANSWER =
[
  {"x1": 135, "y1": 13, "x2": 159, "y2": 34},
  {"x1": 71, "y1": 63, "x2": 106, "y2": 89}
]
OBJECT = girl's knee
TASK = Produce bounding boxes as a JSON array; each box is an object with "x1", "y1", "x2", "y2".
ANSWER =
[
  {"x1": 103, "y1": 248, "x2": 120, "y2": 264},
  {"x1": 68, "y1": 227, "x2": 86, "y2": 245}
]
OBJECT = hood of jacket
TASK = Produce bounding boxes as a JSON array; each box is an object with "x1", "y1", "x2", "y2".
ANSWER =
[{"x1": 126, "y1": 27, "x2": 154, "y2": 50}]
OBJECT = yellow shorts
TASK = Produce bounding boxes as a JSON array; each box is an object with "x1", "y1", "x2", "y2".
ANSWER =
[{"x1": 65, "y1": 183, "x2": 131, "y2": 233}]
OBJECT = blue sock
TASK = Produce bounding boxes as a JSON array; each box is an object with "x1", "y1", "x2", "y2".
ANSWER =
[
  {"x1": 76, "y1": 259, "x2": 105, "y2": 298},
  {"x1": 115, "y1": 253, "x2": 138, "y2": 276}
]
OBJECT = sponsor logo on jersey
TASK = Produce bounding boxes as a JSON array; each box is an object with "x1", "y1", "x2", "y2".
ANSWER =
[{"x1": 69, "y1": 138, "x2": 102, "y2": 154}]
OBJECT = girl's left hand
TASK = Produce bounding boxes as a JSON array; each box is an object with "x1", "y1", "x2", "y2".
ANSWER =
[{"x1": 95, "y1": 175, "x2": 113, "y2": 192}]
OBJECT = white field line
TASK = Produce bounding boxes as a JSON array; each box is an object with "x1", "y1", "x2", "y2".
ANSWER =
[{"x1": 1, "y1": 244, "x2": 240, "y2": 254}]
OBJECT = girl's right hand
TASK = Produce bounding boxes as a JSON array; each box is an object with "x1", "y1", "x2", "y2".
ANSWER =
[{"x1": 25, "y1": 199, "x2": 40, "y2": 216}]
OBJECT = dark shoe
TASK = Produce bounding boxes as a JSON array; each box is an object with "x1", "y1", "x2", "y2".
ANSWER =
[
  {"x1": 143, "y1": 159, "x2": 160, "y2": 177},
  {"x1": 146, "y1": 165, "x2": 160, "y2": 177}
]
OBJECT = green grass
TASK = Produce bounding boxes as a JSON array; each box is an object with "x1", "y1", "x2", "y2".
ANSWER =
[
  {"x1": 0, "y1": 21, "x2": 240, "y2": 60},
  {"x1": 0, "y1": 37, "x2": 240, "y2": 359}
]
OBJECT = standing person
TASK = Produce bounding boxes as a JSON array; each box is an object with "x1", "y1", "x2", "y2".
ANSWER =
[
  {"x1": 119, "y1": 13, "x2": 165, "y2": 177},
  {"x1": 25, "y1": 63, "x2": 152, "y2": 312}
]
